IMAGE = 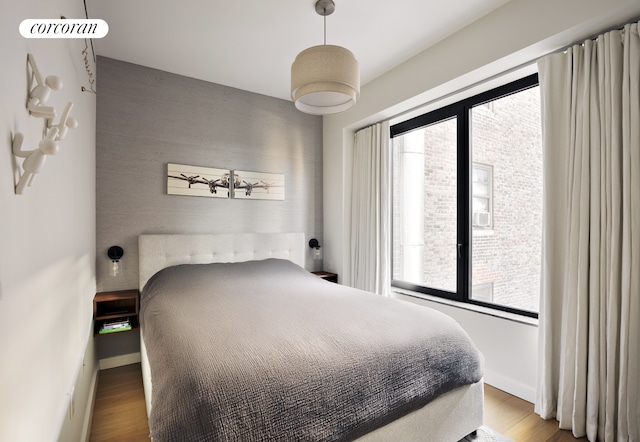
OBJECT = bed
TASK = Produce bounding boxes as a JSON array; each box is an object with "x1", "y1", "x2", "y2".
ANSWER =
[{"x1": 138, "y1": 232, "x2": 484, "y2": 441}]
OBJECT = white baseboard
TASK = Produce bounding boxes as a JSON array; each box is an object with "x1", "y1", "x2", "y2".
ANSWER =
[
  {"x1": 56, "y1": 330, "x2": 98, "y2": 442},
  {"x1": 99, "y1": 352, "x2": 141, "y2": 370},
  {"x1": 81, "y1": 366, "x2": 99, "y2": 442},
  {"x1": 483, "y1": 368, "x2": 536, "y2": 403}
]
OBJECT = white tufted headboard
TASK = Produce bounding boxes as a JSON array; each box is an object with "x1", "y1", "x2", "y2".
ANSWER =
[{"x1": 138, "y1": 233, "x2": 305, "y2": 289}]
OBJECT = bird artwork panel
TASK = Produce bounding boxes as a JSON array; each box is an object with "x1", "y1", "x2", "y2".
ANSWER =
[
  {"x1": 167, "y1": 163, "x2": 231, "y2": 198},
  {"x1": 231, "y1": 170, "x2": 285, "y2": 201}
]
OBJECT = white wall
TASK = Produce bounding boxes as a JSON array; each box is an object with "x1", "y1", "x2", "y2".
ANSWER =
[
  {"x1": 394, "y1": 293, "x2": 539, "y2": 401},
  {"x1": 323, "y1": 0, "x2": 640, "y2": 401},
  {"x1": 0, "y1": 1, "x2": 97, "y2": 441}
]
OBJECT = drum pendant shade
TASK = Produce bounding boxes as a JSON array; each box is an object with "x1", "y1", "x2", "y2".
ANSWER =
[{"x1": 290, "y1": 1, "x2": 360, "y2": 115}]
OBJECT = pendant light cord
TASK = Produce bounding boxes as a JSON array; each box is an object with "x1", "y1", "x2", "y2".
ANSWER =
[{"x1": 323, "y1": 14, "x2": 327, "y2": 45}]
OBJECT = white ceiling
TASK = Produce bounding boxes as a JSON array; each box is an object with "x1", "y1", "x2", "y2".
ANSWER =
[{"x1": 87, "y1": 0, "x2": 513, "y2": 102}]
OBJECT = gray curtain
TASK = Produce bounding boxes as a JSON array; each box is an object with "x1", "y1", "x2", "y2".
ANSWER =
[
  {"x1": 535, "y1": 21, "x2": 640, "y2": 441},
  {"x1": 350, "y1": 121, "x2": 391, "y2": 295}
]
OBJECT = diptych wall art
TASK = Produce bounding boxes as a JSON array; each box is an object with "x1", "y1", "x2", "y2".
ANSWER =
[
  {"x1": 166, "y1": 164, "x2": 284, "y2": 201},
  {"x1": 167, "y1": 163, "x2": 231, "y2": 198}
]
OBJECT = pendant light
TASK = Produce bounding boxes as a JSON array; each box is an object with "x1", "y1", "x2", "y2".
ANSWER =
[{"x1": 291, "y1": 0, "x2": 360, "y2": 115}]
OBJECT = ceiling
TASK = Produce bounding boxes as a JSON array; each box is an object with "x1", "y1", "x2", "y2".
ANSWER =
[{"x1": 87, "y1": 0, "x2": 513, "y2": 102}]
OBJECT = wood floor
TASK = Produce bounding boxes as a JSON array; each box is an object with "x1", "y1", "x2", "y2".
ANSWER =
[
  {"x1": 483, "y1": 384, "x2": 587, "y2": 442},
  {"x1": 89, "y1": 363, "x2": 150, "y2": 442},
  {"x1": 89, "y1": 363, "x2": 588, "y2": 442}
]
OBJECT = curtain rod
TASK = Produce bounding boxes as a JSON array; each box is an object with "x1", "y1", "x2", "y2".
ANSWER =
[{"x1": 563, "y1": 18, "x2": 638, "y2": 49}]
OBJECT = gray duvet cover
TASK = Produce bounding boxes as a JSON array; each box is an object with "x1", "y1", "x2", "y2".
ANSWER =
[{"x1": 140, "y1": 259, "x2": 482, "y2": 441}]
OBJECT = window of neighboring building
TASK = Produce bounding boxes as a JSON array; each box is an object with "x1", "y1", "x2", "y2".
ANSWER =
[
  {"x1": 472, "y1": 282, "x2": 494, "y2": 303},
  {"x1": 391, "y1": 74, "x2": 541, "y2": 318},
  {"x1": 472, "y1": 163, "x2": 493, "y2": 229}
]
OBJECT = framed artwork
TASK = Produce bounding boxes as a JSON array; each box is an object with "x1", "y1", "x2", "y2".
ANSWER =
[
  {"x1": 167, "y1": 163, "x2": 230, "y2": 198},
  {"x1": 231, "y1": 170, "x2": 285, "y2": 200}
]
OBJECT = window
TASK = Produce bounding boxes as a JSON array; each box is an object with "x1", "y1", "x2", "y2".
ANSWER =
[{"x1": 391, "y1": 74, "x2": 541, "y2": 318}]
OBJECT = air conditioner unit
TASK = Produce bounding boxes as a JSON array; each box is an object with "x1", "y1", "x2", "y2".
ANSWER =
[{"x1": 473, "y1": 211, "x2": 491, "y2": 227}]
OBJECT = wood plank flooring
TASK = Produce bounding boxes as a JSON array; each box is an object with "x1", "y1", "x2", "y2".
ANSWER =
[
  {"x1": 483, "y1": 384, "x2": 587, "y2": 442},
  {"x1": 89, "y1": 363, "x2": 588, "y2": 442},
  {"x1": 89, "y1": 363, "x2": 150, "y2": 442}
]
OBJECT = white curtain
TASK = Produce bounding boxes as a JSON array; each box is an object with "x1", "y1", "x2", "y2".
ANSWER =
[
  {"x1": 536, "y1": 22, "x2": 640, "y2": 441},
  {"x1": 350, "y1": 121, "x2": 391, "y2": 295}
]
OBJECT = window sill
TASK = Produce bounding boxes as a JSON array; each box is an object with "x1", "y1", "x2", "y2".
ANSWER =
[{"x1": 391, "y1": 288, "x2": 539, "y2": 327}]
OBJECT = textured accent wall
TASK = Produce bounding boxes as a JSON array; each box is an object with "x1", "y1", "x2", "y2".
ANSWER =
[{"x1": 96, "y1": 56, "x2": 323, "y2": 294}]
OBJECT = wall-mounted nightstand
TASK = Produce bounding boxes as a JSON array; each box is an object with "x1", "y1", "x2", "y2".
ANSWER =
[
  {"x1": 93, "y1": 289, "x2": 139, "y2": 336},
  {"x1": 311, "y1": 271, "x2": 338, "y2": 283}
]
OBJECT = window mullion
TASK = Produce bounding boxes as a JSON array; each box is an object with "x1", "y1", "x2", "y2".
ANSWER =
[{"x1": 457, "y1": 106, "x2": 471, "y2": 302}]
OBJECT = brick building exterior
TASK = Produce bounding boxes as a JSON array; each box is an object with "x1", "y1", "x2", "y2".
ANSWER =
[{"x1": 393, "y1": 86, "x2": 542, "y2": 312}]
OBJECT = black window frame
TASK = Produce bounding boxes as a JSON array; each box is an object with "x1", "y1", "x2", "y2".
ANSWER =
[{"x1": 390, "y1": 73, "x2": 540, "y2": 319}]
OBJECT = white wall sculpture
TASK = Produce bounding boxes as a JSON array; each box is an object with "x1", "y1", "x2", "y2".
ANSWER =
[{"x1": 12, "y1": 53, "x2": 78, "y2": 195}]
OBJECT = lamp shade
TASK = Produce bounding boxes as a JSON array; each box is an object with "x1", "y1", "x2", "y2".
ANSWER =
[{"x1": 291, "y1": 44, "x2": 360, "y2": 115}]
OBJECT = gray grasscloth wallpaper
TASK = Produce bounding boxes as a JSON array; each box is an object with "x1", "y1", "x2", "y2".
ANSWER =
[{"x1": 96, "y1": 56, "x2": 323, "y2": 294}]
